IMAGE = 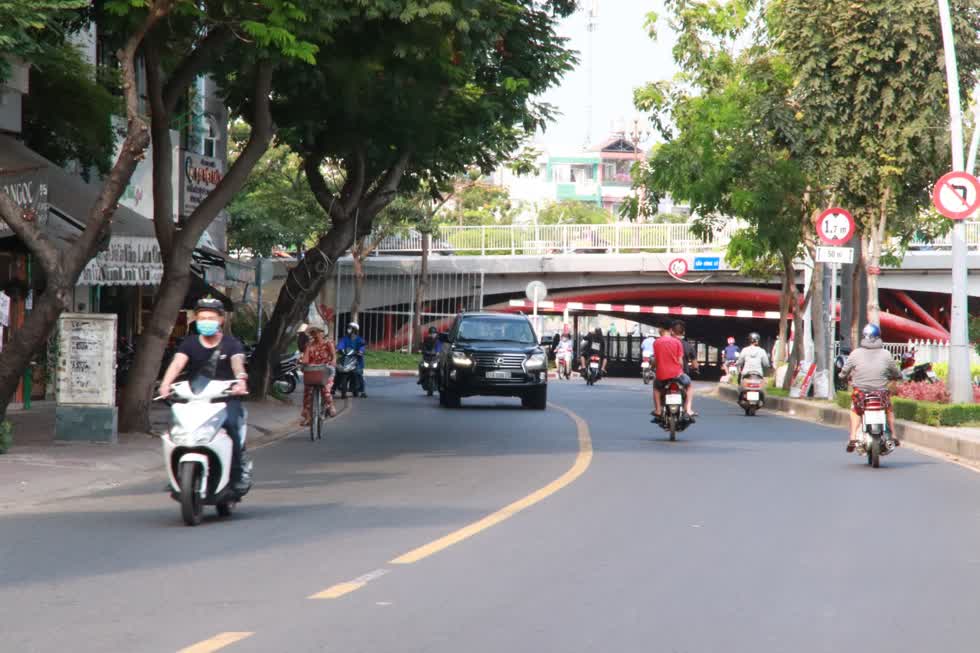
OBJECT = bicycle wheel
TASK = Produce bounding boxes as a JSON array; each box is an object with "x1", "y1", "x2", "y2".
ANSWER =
[{"x1": 310, "y1": 391, "x2": 320, "y2": 442}]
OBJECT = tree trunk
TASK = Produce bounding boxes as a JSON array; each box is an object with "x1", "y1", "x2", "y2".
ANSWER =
[
  {"x1": 865, "y1": 187, "x2": 890, "y2": 326},
  {"x1": 0, "y1": 7, "x2": 165, "y2": 419},
  {"x1": 250, "y1": 222, "x2": 358, "y2": 398},
  {"x1": 413, "y1": 230, "x2": 430, "y2": 348},
  {"x1": 118, "y1": 62, "x2": 274, "y2": 432},
  {"x1": 775, "y1": 265, "x2": 792, "y2": 368},
  {"x1": 780, "y1": 255, "x2": 798, "y2": 392},
  {"x1": 850, "y1": 243, "x2": 864, "y2": 347},
  {"x1": 118, "y1": 244, "x2": 194, "y2": 432}
]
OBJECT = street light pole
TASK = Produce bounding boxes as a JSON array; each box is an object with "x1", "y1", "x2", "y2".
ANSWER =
[{"x1": 937, "y1": 0, "x2": 974, "y2": 404}]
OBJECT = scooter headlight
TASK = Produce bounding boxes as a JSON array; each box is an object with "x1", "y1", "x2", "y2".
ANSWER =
[{"x1": 172, "y1": 413, "x2": 224, "y2": 445}]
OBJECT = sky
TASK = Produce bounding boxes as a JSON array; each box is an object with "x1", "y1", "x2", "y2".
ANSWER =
[{"x1": 535, "y1": 1, "x2": 677, "y2": 151}]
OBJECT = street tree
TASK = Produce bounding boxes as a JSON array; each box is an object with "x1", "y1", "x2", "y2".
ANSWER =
[
  {"x1": 247, "y1": 0, "x2": 576, "y2": 397},
  {"x1": 632, "y1": 1, "x2": 827, "y2": 387},
  {"x1": 537, "y1": 200, "x2": 610, "y2": 225},
  {"x1": 0, "y1": 0, "x2": 175, "y2": 420},
  {"x1": 768, "y1": 0, "x2": 980, "y2": 333},
  {"x1": 117, "y1": 0, "x2": 324, "y2": 432}
]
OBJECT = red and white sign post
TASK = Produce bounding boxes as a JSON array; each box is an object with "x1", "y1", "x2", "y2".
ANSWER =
[
  {"x1": 815, "y1": 208, "x2": 855, "y2": 399},
  {"x1": 667, "y1": 258, "x2": 689, "y2": 280}
]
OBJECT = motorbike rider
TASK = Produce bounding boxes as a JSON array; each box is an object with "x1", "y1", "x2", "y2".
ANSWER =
[
  {"x1": 418, "y1": 326, "x2": 442, "y2": 384},
  {"x1": 736, "y1": 332, "x2": 770, "y2": 382},
  {"x1": 839, "y1": 323, "x2": 901, "y2": 451},
  {"x1": 580, "y1": 326, "x2": 608, "y2": 377},
  {"x1": 640, "y1": 328, "x2": 656, "y2": 362},
  {"x1": 555, "y1": 332, "x2": 574, "y2": 374},
  {"x1": 338, "y1": 322, "x2": 368, "y2": 398},
  {"x1": 651, "y1": 320, "x2": 696, "y2": 420},
  {"x1": 723, "y1": 336, "x2": 740, "y2": 366},
  {"x1": 159, "y1": 297, "x2": 250, "y2": 492}
]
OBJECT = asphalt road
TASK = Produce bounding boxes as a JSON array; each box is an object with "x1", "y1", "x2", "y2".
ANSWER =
[{"x1": 3, "y1": 377, "x2": 980, "y2": 653}]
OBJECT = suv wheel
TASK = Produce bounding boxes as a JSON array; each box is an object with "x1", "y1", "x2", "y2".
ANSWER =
[
  {"x1": 440, "y1": 388, "x2": 461, "y2": 409},
  {"x1": 521, "y1": 387, "x2": 547, "y2": 410}
]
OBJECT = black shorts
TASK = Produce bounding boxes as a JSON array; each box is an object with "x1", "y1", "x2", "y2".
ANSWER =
[{"x1": 654, "y1": 374, "x2": 691, "y2": 390}]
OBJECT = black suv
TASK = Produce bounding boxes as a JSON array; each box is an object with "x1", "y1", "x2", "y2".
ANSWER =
[{"x1": 437, "y1": 312, "x2": 548, "y2": 410}]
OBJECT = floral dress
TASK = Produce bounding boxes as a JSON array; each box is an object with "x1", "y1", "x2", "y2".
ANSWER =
[{"x1": 302, "y1": 338, "x2": 336, "y2": 422}]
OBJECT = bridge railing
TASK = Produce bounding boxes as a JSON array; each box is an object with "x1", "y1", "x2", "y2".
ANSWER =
[
  {"x1": 375, "y1": 222, "x2": 741, "y2": 255},
  {"x1": 373, "y1": 221, "x2": 980, "y2": 256}
]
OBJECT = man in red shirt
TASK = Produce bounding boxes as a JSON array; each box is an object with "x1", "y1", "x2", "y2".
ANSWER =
[{"x1": 652, "y1": 320, "x2": 695, "y2": 420}]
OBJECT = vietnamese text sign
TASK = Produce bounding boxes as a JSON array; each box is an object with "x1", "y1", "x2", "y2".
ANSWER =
[
  {"x1": 693, "y1": 256, "x2": 720, "y2": 271},
  {"x1": 180, "y1": 151, "x2": 224, "y2": 218},
  {"x1": 57, "y1": 313, "x2": 117, "y2": 406},
  {"x1": 816, "y1": 246, "x2": 855, "y2": 265},
  {"x1": 0, "y1": 167, "x2": 49, "y2": 237}
]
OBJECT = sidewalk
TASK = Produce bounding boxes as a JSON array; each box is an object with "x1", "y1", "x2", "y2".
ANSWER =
[
  {"x1": 0, "y1": 393, "x2": 349, "y2": 512},
  {"x1": 715, "y1": 384, "x2": 980, "y2": 465}
]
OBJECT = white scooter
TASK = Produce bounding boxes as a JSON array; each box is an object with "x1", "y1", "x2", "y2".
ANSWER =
[{"x1": 159, "y1": 377, "x2": 251, "y2": 526}]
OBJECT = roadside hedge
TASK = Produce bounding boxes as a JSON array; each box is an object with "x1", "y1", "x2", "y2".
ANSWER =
[{"x1": 834, "y1": 390, "x2": 980, "y2": 426}]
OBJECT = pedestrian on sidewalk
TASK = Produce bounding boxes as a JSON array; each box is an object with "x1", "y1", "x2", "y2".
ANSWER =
[{"x1": 301, "y1": 326, "x2": 337, "y2": 425}]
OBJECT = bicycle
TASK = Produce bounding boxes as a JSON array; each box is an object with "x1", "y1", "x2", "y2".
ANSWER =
[{"x1": 302, "y1": 364, "x2": 334, "y2": 442}]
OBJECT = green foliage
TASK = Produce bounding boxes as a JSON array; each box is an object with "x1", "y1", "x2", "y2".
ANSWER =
[
  {"x1": 835, "y1": 389, "x2": 980, "y2": 426},
  {"x1": 926, "y1": 362, "x2": 980, "y2": 382},
  {"x1": 441, "y1": 183, "x2": 515, "y2": 226},
  {"x1": 21, "y1": 41, "x2": 119, "y2": 177},
  {"x1": 768, "y1": 0, "x2": 980, "y2": 243},
  {"x1": 649, "y1": 212, "x2": 688, "y2": 224},
  {"x1": 0, "y1": 419, "x2": 10, "y2": 454},
  {"x1": 971, "y1": 317, "x2": 980, "y2": 356},
  {"x1": 0, "y1": 0, "x2": 88, "y2": 78},
  {"x1": 227, "y1": 135, "x2": 325, "y2": 256},
  {"x1": 537, "y1": 200, "x2": 611, "y2": 225},
  {"x1": 365, "y1": 350, "x2": 421, "y2": 371}
]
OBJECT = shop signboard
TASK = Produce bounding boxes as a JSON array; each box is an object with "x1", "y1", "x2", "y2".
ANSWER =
[
  {"x1": 0, "y1": 166, "x2": 49, "y2": 237},
  {"x1": 179, "y1": 150, "x2": 224, "y2": 219}
]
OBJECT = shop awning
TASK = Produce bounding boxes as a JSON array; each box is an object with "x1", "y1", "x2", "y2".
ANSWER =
[{"x1": 1, "y1": 136, "x2": 225, "y2": 287}]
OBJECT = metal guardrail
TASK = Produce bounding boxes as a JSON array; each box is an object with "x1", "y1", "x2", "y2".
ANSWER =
[
  {"x1": 373, "y1": 221, "x2": 980, "y2": 256},
  {"x1": 374, "y1": 223, "x2": 741, "y2": 255}
]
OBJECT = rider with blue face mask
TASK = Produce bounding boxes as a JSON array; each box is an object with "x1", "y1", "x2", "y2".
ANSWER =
[{"x1": 159, "y1": 297, "x2": 250, "y2": 491}]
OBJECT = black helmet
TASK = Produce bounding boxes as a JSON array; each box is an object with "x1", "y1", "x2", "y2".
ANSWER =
[
  {"x1": 195, "y1": 297, "x2": 225, "y2": 315},
  {"x1": 748, "y1": 332, "x2": 760, "y2": 344},
  {"x1": 593, "y1": 326, "x2": 602, "y2": 335},
  {"x1": 428, "y1": 326, "x2": 437, "y2": 335}
]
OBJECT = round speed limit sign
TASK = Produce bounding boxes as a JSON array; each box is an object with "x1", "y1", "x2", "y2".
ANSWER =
[{"x1": 816, "y1": 208, "x2": 855, "y2": 246}]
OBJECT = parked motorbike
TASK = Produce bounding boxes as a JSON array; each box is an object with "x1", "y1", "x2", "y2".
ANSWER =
[
  {"x1": 657, "y1": 379, "x2": 692, "y2": 441},
  {"x1": 159, "y1": 377, "x2": 251, "y2": 526},
  {"x1": 721, "y1": 360, "x2": 738, "y2": 384},
  {"x1": 335, "y1": 347, "x2": 363, "y2": 398},
  {"x1": 738, "y1": 372, "x2": 765, "y2": 416},
  {"x1": 900, "y1": 350, "x2": 939, "y2": 384},
  {"x1": 641, "y1": 355, "x2": 654, "y2": 385},
  {"x1": 852, "y1": 390, "x2": 896, "y2": 468},
  {"x1": 584, "y1": 354, "x2": 602, "y2": 386},
  {"x1": 244, "y1": 346, "x2": 300, "y2": 394},
  {"x1": 833, "y1": 349, "x2": 851, "y2": 392},
  {"x1": 419, "y1": 352, "x2": 439, "y2": 396}
]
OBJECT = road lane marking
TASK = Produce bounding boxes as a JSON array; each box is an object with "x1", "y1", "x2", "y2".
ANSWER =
[
  {"x1": 389, "y1": 403, "x2": 592, "y2": 565},
  {"x1": 310, "y1": 569, "x2": 389, "y2": 599},
  {"x1": 177, "y1": 632, "x2": 254, "y2": 653}
]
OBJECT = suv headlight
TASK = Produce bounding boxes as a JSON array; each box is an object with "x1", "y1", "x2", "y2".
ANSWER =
[
  {"x1": 451, "y1": 351, "x2": 474, "y2": 368},
  {"x1": 525, "y1": 352, "x2": 547, "y2": 371}
]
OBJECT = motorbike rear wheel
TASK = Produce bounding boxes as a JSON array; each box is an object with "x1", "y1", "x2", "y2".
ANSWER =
[
  {"x1": 179, "y1": 462, "x2": 203, "y2": 526},
  {"x1": 668, "y1": 414, "x2": 677, "y2": 442},
  {"x1": 274, "y1": 375, "x2": 297, "y2": 395},
  {"x1": 869, "y1": 435, "x2": 881, "y2": 468}
]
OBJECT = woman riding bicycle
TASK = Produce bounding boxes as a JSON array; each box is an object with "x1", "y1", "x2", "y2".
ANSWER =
[{"x1": 300, "y1": 326, "x2": 337, "y2": 425}]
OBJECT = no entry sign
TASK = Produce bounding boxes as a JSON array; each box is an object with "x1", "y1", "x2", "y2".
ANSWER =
[
  {"x1": 816, "y1": 208, "x2": 855, "y2": 246},
  {"x1": 932, "y1": 171, "x2": 980, "y2": 220}
]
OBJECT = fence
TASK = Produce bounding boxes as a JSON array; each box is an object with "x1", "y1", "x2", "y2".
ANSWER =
[
  {"x1": 373, "y1": 222, "x2": 741, "y2": 256},
  {"x1": 333, "y1": 261, "x2": 483, "y2": 352},
  {"x1": 883, "y1": 340, "x2": 980, "y2": 367},
  {"x1": 372, "y1": 221, "x2": 980, "y2": 256}
]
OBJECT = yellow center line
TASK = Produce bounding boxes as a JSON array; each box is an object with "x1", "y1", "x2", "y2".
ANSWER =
[
  {"x1": 390, "y1": 403, "x2": 593, "y2": 565},
  {"x1": 177, "y1": 632, "x2": 254, "y2": 653},
  {"x1": 310, "y1": 581, "x2": 366, "y2": 599}
]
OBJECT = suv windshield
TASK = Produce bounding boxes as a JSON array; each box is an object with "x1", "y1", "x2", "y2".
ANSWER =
[{"x1": 458, "y1": 317, "x2": 536, "y2": 344}]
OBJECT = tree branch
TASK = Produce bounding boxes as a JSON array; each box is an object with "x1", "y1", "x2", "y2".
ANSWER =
[
  {"x1": 304, "y1": 155, "x2": 345, "y2": 223},
  {"x1": 162, "y1": 26, "x2": 232, "y2": 113},
  {"x1": 363, "y1": 149, "x2": 412, "y2": 218},
  {"x1": 340, "y1": 148, "x2": 366, "y2": 215},
  {"x1": 0, "y1": 190, "x2": 61, "y2": 269},
  {"x1": 144, "y1": 36, "x2": 177, "y2": 256}
]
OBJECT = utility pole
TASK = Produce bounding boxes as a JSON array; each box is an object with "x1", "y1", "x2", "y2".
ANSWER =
[
  {"x1": 937, "y1": 0, "x2": 974, "y2": 404},
  {"x1": 584, "y1": 0, "x2": 599, "y2": 149}
]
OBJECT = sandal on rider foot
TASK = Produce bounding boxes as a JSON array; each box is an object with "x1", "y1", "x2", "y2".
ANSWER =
[{"x1": 846, "y1": 440, "x2": 857, "y2": 453}]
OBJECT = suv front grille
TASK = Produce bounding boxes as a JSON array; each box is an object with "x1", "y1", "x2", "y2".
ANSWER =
[{"x1": 473, "y1": 353, "x2": 526, "y2": 369}]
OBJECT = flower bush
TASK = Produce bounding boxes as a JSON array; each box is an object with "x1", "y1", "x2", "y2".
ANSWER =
[{"x1": 894, "y1": 380, "x2": 951, "y2": 403}]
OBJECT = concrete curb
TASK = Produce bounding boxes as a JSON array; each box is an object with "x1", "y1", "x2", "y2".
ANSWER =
[{"x1": 715, "y1": 384, "x2": 980, "y2": 464}]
